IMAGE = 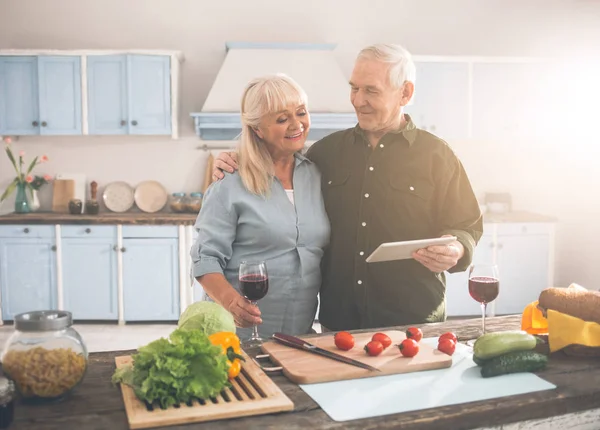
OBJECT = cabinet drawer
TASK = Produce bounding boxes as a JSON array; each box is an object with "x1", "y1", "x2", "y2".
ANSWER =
[
  {"x1": 61, "y1": 225, "x2": 117, "y2": 238},
  {"x1": 496, "y1": 223, "x2": 553, "y2": 236},
  {"x1": 122, "y1": 225, "x2": 178, "y2": 238},
  {"x1": 0, "y1": 225, "x2": 55, "y2": 238}
]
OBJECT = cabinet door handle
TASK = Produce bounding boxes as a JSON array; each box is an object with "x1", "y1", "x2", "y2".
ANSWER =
[
  {"x1": 85, "y1": 228, "x2": 91, "y2": 234},
  {"x1": 113, "y1": 245, "x2": 126, "y2": 252},
  {"x1": 32, "y1": 121, "x2": 39, "y2": 127},
  {"x1": 41, "y1": 121, "x2": 48, "y2": 127},
  {"x1": 51, "y1": 245, "x2": 57, "y2": 252},
  {"x1": 23, "y1": 228, "x2": 30, "y2": 234},
  {"x1": 120, "y1": 120, "x2": 126, "y2": 126},
  {"x1": 131, "y1": 120, "x2": 138, "y2": 126},
  {"x1": 497, "y1": 243, "x2": 503, "y2": 250},
  {"x1": 121, "y1": 247, "x2": 126, "y2": 252}
]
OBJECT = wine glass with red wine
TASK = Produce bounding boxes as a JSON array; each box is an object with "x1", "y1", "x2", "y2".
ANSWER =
[
  {"x1": 239, "y1": 261, "x2": 269, "y2": 349},
  {"x1": 468, "y1": 263, "x2": 499, "y2": 339}
]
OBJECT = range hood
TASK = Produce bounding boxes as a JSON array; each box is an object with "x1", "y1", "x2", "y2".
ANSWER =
[{"x1": 191, "y1": 42, "x2": 357, "y2": 141}]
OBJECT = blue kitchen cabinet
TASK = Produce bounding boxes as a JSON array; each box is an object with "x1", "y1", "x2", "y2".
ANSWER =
[
  {"x1": 0, "y1": 57, "x2": 39, "y2": 135},
  {"x1": 0, "y1": 56, "x2": 81, "y2": 136},
  {"x1": 121, "y1": 226, "x2": 180, "y2": 321},
  {"x1": 61, "y1": 226, "x2": 118, "y2": 320},
  {"x1": 127, "y1": 55, "x2": 171, "y2": 135},
  {"x1": 37, "y1": 56, "x2": 82, "y2": 135},
  {"x1": 493, "y1": 223, "x2": 552, "y2": 315},
  {"x1": 87, "y1": 55, "x2": 128, "y2": 134},
  {"x1": 87, "y1": 55, "x2": 171, "y2": 135},
  {"x1": 404, "y1": 62, "x2": 470, "y2": 140},
  {"x1": 0, "y1": 226, "x2": 57, "y2": 320}
]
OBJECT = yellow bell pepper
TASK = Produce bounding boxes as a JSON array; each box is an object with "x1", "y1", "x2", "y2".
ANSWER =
[{"x1": 209, "y1": 332, "x2": 245, "y2": 379}]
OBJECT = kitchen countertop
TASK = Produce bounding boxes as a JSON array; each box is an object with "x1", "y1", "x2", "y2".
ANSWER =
[
  {"x1": 0, "y1": 210, "x2": 556, "y2": 226},
  {"x1": 483, "y1": 210, "x2": 557, "y2": 223},
  {"x1": 8, "y1": 315, "x2": 599, "y2": 430},
  {"x1": 0, "y1": 211, "x2": 198, "y2": 225}
]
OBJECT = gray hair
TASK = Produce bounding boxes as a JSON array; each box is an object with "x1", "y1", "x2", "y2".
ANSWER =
[{"x1": 357, "y1": 44, "x2": 416, "y2": 89}]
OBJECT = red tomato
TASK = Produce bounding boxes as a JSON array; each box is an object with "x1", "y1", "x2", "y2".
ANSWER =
[
  {"x1": 438, "y1": 338, "x2": 456, "y2": 356},
  {"x1": 364, "y1": 340, "x2": 384, "y2": 356},
  {"x1": 371, "y1": 332, "x2": 392, "y2": 348},
  {"x1": 439, "y1": 332, "x2": 458, "y2": 343},
  {"x1": 334, "y1": 331, "x2": 355, "y2": 351},
  {"x1": 405, "y1": 327, "x2": 423, "y2": 342},
  {"x1": 398, "y1": 339, "x2": 420, "y2": 357}
]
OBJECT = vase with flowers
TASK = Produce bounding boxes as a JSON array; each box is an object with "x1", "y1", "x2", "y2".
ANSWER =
[{"x1": 1, "y1": 137, "x2": 51, "y2": 213}]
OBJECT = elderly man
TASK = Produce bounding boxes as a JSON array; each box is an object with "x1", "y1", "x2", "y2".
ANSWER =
[{"x1": 213, "y1": 43, "x2": 483, "y2": 331}]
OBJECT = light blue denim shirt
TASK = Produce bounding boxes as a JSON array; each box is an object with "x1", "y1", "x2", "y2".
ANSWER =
[{"x1": 191, "y1": 153, "x2": 330, "y2": 338}]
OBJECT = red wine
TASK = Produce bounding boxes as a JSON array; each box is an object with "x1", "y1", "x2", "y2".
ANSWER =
[
  {"x1": 469, "y1": 276, "x2": 499, "y2": 304},
  {"x1": 240, "y1": 275, "x2": 269, "y2": 301}
]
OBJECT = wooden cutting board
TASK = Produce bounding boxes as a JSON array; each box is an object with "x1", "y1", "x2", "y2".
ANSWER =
[
  {"x1": 115, "y1": 350, "x2": 293, "y2": 429},
  {"x1": 52, "y1": 179, "x2": 75, "y2": 213},
  {"x1": 260, "y1": 330, "x2": 452, "y2": 384}
]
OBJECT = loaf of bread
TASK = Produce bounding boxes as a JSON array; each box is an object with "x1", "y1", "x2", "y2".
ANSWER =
[{"x1": 538, "y1": 284, "x2": 600, "y2": 325}]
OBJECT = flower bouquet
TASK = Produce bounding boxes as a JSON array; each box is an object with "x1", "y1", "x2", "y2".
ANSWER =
[{"x1": 1, "y1": 137, "x2": 51, "y2": 213}]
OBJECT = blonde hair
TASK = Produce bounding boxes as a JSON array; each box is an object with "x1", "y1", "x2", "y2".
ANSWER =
[
  {"x1": 357, "y1": 43, "x2": 416, "y2": 89},
  {"x1": 238, "y1": 74, "x2": 308, "y2": 196}
]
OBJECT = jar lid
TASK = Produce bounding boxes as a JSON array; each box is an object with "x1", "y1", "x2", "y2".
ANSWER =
[
  {"x1": 172, "y1": 192, "x2": 186, "y2": 197},
  {"x1": 0, "y1": 377, "x2": 15, "y2": 402},
  {"x1": 14, "y1": 310, "x2": 73, "y2": 332},
  {"x1": 190, "y1": 192, "x2": 203, "y2": 198}
]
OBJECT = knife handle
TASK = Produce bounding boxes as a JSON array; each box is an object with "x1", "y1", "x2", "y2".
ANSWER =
[{"x1": 272, "y1": 332, "x2": 310, "y2": 348}]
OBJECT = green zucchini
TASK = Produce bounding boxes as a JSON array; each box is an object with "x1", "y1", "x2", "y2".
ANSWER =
[
  {"x1": 473, "y1": 331, "x2": 537, "y2": 360},
  {"x1": 472, "y1": 354, "x2": 490, "y2": 367},
  {"x1": 481, "y1": 351, "x2": 548, "y2": 378}
]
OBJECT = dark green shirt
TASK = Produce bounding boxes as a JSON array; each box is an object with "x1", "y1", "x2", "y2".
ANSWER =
[{"x1": 306, "y1": 115, "x2": 483, "y2": 330}]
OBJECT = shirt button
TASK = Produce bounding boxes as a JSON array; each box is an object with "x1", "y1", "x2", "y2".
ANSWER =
[
  {"x1": 361, "y1": 222, "x2": 366, "y2": 227},
  {"x1": 359, "y1": 251, "x2": 364, "y2": 256},
  {"x1": 380, "y1": 144, "x2": 384, "y2": 148},
  {"x1": 409, "y1": 186, "x2": 415, "y2": 191},
  {"x1": 364, "y1": 193, "x2": 369, "y2": 198},
  {"x1": 357, "y1": 280, "x2": 363, "y2": 285},
  {"x1": 369, "y1": 167, "x2": 374, "y2": 171}
]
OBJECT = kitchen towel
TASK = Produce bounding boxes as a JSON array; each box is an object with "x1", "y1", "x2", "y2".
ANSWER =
[{"x1": 300, "y1": 338, "x2": 556, "y2": 422}]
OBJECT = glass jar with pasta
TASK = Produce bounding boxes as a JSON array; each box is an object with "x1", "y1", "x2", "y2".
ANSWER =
[{"x1": 1, "y1": 310, "x2": 88, "y2": 402}]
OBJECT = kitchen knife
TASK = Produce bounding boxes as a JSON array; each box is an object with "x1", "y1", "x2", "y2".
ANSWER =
[{"x1": 271, "y1": 332, "x2": 380, "y2": 372}]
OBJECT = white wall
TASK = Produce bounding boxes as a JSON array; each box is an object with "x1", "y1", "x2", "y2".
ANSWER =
[{"x1": 1, "y1": 0, "x2": 599, "y2": 289}]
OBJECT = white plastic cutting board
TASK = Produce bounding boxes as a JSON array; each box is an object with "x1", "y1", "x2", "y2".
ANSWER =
[{"x1": 300, "y1": 338, "x2": 556, "y2": 422}]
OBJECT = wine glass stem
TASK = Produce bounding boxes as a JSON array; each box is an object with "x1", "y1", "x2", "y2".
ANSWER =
[
  {"x1": 481, "y1": 303, "x2": 487, "y2": 335},
  {"x1": 251, "y1": 301, "x2": 259, "y2": 340}
]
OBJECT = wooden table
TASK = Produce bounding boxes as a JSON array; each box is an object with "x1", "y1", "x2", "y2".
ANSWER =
[{"x1": 7, "y1": 316, "x2": 600, "y2": 430}]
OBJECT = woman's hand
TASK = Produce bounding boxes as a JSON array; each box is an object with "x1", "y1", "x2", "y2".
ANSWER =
[
  {"x1": 212, "y1": 151, "x2": 239, "y2": 181},
  {"x1": 198, "y1": 273, "x2": 262, "y2": 328},
  {"x1": 222, "y1": 290, "x2": 262, "y2": 328}
]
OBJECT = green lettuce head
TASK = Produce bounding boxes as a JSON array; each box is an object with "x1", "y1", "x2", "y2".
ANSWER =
[{"x1": 177, "y1": 301, "x2": 236, "y2": 335}]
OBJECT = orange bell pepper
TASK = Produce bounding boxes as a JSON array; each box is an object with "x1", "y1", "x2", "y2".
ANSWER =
[{"x1": 209, "y1": 332, "x2": 245, "y2": 379}]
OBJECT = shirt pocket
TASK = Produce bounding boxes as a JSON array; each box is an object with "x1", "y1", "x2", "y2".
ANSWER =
[
  {"x1": 386, "y1": 176, "x2": 436, "y2": 235},
  {"x1": 323, "y1": 171, "x2": 350, "y2": 215}
]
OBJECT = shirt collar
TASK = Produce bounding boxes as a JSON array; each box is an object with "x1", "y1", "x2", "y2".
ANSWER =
[
  {"x1": 353, "y1": 113, "x2": 418, "y2": 146},
  {"x1": 294, "y1": 151, "x2": 312, "y2": 165}
]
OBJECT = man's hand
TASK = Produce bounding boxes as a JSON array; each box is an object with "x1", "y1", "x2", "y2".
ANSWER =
[
  {"x1": 223, "y1": 291, "x2": 262, "y2": 328},
  {"x1": 412, "y1": 235, "x2": 464, "y2": 273},
  {"x1": 212, "y1": 151, "x2": 239, "y2": 181}
]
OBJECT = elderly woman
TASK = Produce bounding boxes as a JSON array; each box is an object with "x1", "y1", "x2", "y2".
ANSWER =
[{"x1": 191, "y1": 74, "x2": 330, "y2": 345}]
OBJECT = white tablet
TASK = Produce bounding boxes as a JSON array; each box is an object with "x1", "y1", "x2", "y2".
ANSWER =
[{"x1": 365, "y1": 236, "x2": 457, "y2": 263}]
